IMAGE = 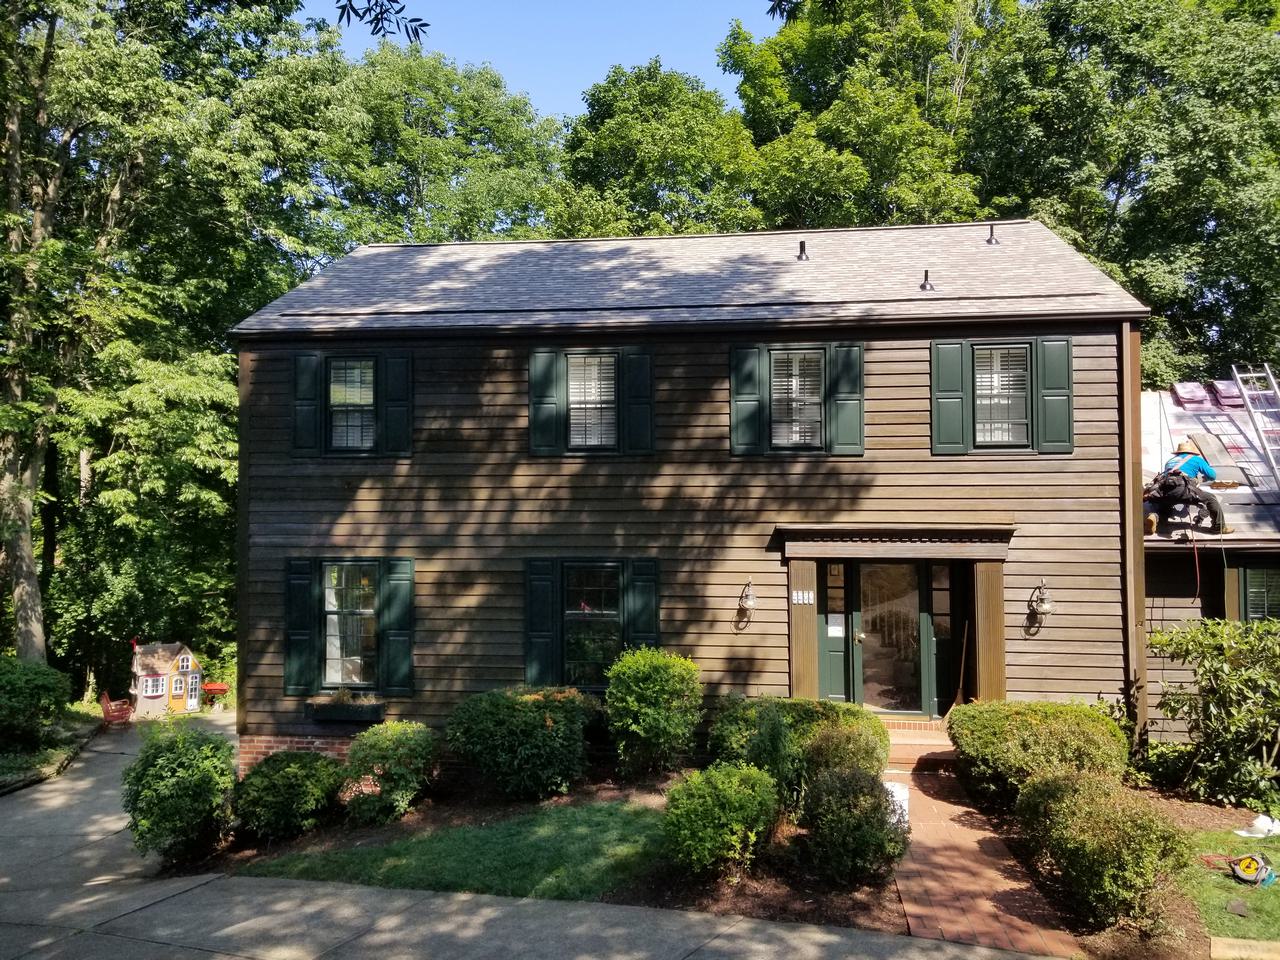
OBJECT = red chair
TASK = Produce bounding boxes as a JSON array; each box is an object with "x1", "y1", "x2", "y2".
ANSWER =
[{"x1": 99, "y1": 691, "x2": 133, "y2": 727}]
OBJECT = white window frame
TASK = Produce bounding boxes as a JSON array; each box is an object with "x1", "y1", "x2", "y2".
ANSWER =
[
  {"x1": 178, "y1": 655, "x2": 191, "y2": 671},
  {"x1": 566, "y1": 352, "x2": 619, "y2": 451},
  {"x1": 172, "y1": 675, "x2": 184, "y2": 696},
  {"x1": 141, "y1": 675, "x2": 165, "y2": 698}
]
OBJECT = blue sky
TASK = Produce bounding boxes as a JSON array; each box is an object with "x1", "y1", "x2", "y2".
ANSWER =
[{"x1": 297, "y1": 0, "x2": 777, "y2": 118}]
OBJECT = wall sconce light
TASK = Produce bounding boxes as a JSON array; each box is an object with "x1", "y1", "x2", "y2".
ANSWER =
[
  {"x1": 738, "y1": 579, "x2": 758, "y2": 617},
  {"x1": 1028, "y1": 579, "x2": 1056, "y2": 621}
]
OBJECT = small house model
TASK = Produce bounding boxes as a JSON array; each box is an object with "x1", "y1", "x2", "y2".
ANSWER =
[{"x1": 130, "y1": 642, "x2": 202, "y2": 718}]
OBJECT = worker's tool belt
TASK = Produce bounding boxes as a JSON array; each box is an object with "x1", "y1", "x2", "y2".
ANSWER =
[{"x1": 1145, "y1": 469, "x2": 1200, "y2": 505}]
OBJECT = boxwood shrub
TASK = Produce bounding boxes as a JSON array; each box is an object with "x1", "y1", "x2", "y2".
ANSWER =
[
  {"x1": 946, "y1": 701, "x2": 1128, "y2": 808},
  {"x1": 235, "y1": 751, "x2": 346, "y2": 841},
  {"x1": 1017, "y1": 771, "x2": 1190, "y2": 927},
  {"x1": 799, "y1": 767, "x2": 909, "y2": 882},
  {"x1": 604, "y1": 648, "x2": 702, "y2": 777},
  {"x1": 344, "y1": 720, "x2": 437, "y2": 825},
  {"x1": 446, "y1": 687, "x2": 597, "y2": 799},
  {"x1": 803, "y1": 722, "x2": 890, "y2": 779},
  {"x1": 0, "y1": 655, "x2": 71, "y2": 749},
  {"x1": 663, "y1": 762, "x2": 778, "y2": 874},
  {"x1": 122, "y1": 723, "x2": 235, "y2": 863}
]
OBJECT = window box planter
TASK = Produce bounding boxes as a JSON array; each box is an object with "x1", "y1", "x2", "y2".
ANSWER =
[{"x1": 305, "y1": 697, "x2": 385, "y2": 724}]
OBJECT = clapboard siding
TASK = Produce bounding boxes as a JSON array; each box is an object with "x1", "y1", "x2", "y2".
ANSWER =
[
  {"x1": 239, "y1": 323, "x2": 1127, "y2": 735},
  {"x1": 1143, "y1": 555, "x2": 1217, "y2": 739}
]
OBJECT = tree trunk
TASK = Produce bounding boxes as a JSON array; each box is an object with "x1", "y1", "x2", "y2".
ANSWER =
[
  {"x1": 39, "y1": 439, "x2": 58, "y2": 598},
  {"x1": 4, "y1": 442, "x2": 47, "y2": 662}
]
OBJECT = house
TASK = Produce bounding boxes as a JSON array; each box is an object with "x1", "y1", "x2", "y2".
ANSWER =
[
  {"x1": 1141, "y1": 378, "x2": 1280, "y2": 737},
  {"x1": 130, "y1": 641, "x2": 203, "y2": 719},
  {"x1": 230, "y1": 220, "x2": 1151, "y2": 770}
]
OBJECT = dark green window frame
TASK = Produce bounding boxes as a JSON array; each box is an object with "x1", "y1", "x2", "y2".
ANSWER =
[
  {"x1": 529, "y1": 347, "x2": 653, "y2": 456},
  {"x1": 930, "y1": 337, "x2": 1073, "y2": 455},
  {"x1": 524, "y1": 557, "x2": 660, "y2": 689},
  {"x1": 1242, "y1": 567, "x2": 1280, "y2": 621},
  {"x1": 729, "y1": 342, "x2": 864, "y2": 455},
  {"x1": 292, "y1": 352, "x2": 413, "y2": 458},
  {"x1": 283, "y1": 557, "x2": 415, "y2": 697}
]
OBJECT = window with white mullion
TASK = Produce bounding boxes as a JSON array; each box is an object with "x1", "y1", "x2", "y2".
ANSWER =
[
  {"x1": 973, "y1": 346, "x2": 1030, "y2": 447},
  {"x1": 770, "y1": 350, "x2": 824, "y2": 449},
  {"x1": 567, "y1": 354, "x2": 618, "y2": 450},
  {"x1": 328, "y1": 359, "x2": 376, "y2": 451},
  {"x1": 322, "y1": 562, "x2": 379, "y2": 686},
  {"x1": 1244, "y1": 568, "x2": 1280, "y2": 620}
]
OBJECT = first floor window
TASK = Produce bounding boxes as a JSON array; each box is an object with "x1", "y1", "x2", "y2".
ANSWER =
[
  {"x1": 1244, "y1": 568, "x2": 1280, "y2": 620},
  {"x1": 328, "y1": 358, "x2": 376, "y2": 451},
  {"x1": 142, "y1": 676, "x2": 164, "y2": 697},
  {"x1": 770, "y1": 349, "x2": 824, "y2": 449},
  {"x1": 567, "y1": 354, "x2": 619, "y2": 450},
  {"x1": 323, "y1": 562, "x2": 379, "y2": 685},
  {"x1": 563, "y1": 564, "x2": 624, "y2": 687},
  {"x1": 172, "y1": 675, "x2": 184, "y2": 696},
  {"x1": 973, "y1": 345, "x2": 1030, "y2": 447}
]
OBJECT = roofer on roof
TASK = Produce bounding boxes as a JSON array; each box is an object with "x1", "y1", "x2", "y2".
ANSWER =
[{"x1": 1144, "y1": 440, "x2": 1234, "y2": 536}]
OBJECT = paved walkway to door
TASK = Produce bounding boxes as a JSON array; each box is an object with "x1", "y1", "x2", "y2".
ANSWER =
[{"x1": 888, "y1": 772, "x2": 1079, "y2": 958}]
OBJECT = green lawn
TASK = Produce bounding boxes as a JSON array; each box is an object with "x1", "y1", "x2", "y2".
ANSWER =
[
  {"x1": 244, "y1": 801, "x2": 665, "y2": 901},
  {"x1": 1183, "y1": 830, "x2": 1280, "y2": 941}
]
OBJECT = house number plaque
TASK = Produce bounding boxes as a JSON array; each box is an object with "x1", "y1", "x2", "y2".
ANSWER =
[{"x1": 791, "y1": 590, "x2": 815, "y2": 605}]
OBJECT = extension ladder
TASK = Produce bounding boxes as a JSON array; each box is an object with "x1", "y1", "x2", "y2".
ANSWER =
[{"x1": 1231, "y1": 363, "x2": 1280, "y2": 489}]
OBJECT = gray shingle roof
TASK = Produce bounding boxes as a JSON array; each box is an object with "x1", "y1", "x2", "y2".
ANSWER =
[{"x1": 232, "y1": 220, "x2": 1146, "y2": 336}]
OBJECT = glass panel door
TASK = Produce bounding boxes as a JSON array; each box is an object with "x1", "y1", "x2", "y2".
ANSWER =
[{"x1": 859, "y1": 563, "x2": 922, "y2": 712}]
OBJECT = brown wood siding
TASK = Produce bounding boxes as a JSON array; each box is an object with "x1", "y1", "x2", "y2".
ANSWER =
[
  {"x1": 974, "y1": 560, "x2": 1007, "y2": 699},
  {"x1": 238, "y1": 322, "x2": 1128, "y2": 735},
  {"x1": 788, "y1": 560, "x2": 818, "y2": 698},
  {"x1": 1143, "y1": 554, "x2": 1219, "y2": 740}
]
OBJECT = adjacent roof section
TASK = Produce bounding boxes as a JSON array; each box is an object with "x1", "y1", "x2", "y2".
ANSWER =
[
  {"x1": 131, "y1": 642, "x2": 195, "y2": 675},
  {"x1": 1142, "y1": 388, "x2": 1280, "y2": 550},
  {"x1": 232, "y1": 220, "x2": 1147, "y2": 336}
]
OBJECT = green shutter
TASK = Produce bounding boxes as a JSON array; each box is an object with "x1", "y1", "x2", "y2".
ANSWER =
[
  {"x1": 378, "y1": 558, "x2": 415, "y2": 695},
  {"x1": 283, "y1": 558, "x2": 317, "y2": 695},
  {"x1": 525, "y1": 559, "x2": 561, "y2": 684},
  {"x1": 529, "y1": 349, "x2": 564, "y2": 455},
  {"x1": 626, "y1": 559, "x2": 660, "y2": 648},
  {"x1": 826, "y1": 343, "x2": 864, "y2": 455},
  {"x1": 379, "y1": 355, "x2": 413, "y2": 456},
  {"x1": 730, "y1": 345, "x2": 767, "y2": 454},
  {"x1": 292, "y1": 354, "x2": 323, "y2": 455},
  {"x1": 1034, "y1": 337, "x2": 1074, "y2": 453},
  {"x1": 621, "y1": 347, "x2": 654, "y2": 454},
  {"x1": 931, "y1": 340, "x2": 972, "y2": 455}
]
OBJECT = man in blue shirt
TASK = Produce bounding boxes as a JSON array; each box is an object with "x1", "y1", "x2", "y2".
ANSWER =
[{"x1": 1145, "y1": 441, "x2": 1233, "y2": 535}]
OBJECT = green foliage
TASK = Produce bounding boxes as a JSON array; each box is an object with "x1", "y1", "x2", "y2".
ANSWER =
[
  {"x1": 799, "y1": 767, "x2": 909, "y2": 881},
  {"x1": 246, "y1": 801, "x2": 666, "y2": 902},
  {"x1": 235, "y1": 751, "x2": 346, "y2": 841},
  {"x1": 445, "y1": 687, "x2": 597, "y2": 799},
  {"x1": 1017, "y1": 771, "x2": 1191, "y2": 927},
  {"x1": 604, "y1": 648, "x2": 703, "y2": 777},
  {"x1": 344, "y1": 721, "x2": 437, "y2": 825},
  {"x1": 663, "y1": 763, "x2": 779, "y2": 874},
  {"x1": 803, "y1": 722, "x2": 889, "y2": 780},
  {"x1": 121, "y1": 723, "x2": 235, "y2": 863},
  {"x1": 1131, "y1": 740, "x2": 1196, "y2": 791},
  {"x1": 947, "y1": 701, "x2": 1129, "y2": 808},
  {"x1": 1149, "y1": 619, "x2": 1280, "y2": 816},
  {"x1": 0, "y1": 656, "x2": 71, "y2": 749},
  {"x1": 1182, "y1": 829, "x2": 1280, "y2": 942}
]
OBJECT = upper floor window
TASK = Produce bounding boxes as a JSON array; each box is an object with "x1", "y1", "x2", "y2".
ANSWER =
[
  {"x1": 1243, "y1": 568, "x2": 1280, "y2": 620},
  {"x1": 567, "y1": 354, "x2": 619, "y2": 450},
  {"x1": 730, "y1": 343, "x2": 864, "y2": 456},
  {"x1": 328, "y1": 359, "x2": 376, "y2": 451},
  {"x1": 292, "y1": 353, "x2": 412, "y2": 458},
  {"x1": 529, "y1": 347, "x2": 652, "y2": 456},
  {"x1": 930, "y1": 337, "x2": 1073, "y2": 455},
  {"x1": 177, "y1": 654, "x2": 191, "y2": 672}
]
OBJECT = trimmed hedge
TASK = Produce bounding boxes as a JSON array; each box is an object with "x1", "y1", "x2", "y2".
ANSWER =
[
  {"x1": 446, "y1": 687, "x2": 597, "y2": 799},
  {"x1": 1017, "y1": 771, "x2": 1190, "y2": 926},
  {"x1": 663, "y1": 762, "x2": 778, "y2": 873},
  {"x1": 604, "y1": 648, "x2": 702, "y2": 777},
  {"x1": 946, "y1": 701, "x2": 1128, "y2": 808},
  {"x1": 345, "y1": 720, "x2": 437, "y2": 825},
  {"x1": 0, "y1": 656, "x2": 71, "y2": 749},
  {"x1": 122, "y1": 723, "x2": 235, "y2": 862},
  {"x1": 799, "y1": 767, "x2": 909, "y2": 882},
  {"x1": 803, "y1": 723, "x2": 890, "y2": 779},
  {"x1": 235, "y1": 751, "x2": 346, "y2": 841}
]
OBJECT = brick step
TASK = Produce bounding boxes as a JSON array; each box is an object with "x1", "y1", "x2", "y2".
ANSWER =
[{"x1": 887, "y1": 726, "x2": 955, "y2": 773}]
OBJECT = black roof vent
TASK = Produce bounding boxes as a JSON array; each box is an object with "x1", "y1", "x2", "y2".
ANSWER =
[
  {"x1": 797, "y1": 240, "x2": 810, "y2": 261},
  {"x1": 987, "y1": 224, "x2": 1000, "y2": 245},
  {"x1": 920, "y1": 269, "x2": 936, "y2": 291}
]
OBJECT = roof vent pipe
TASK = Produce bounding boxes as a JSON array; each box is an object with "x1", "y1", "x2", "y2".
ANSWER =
[
  {"x1": 797, "y1": 240, "x2": 809, "y2": 261},
  {"x1": 920, "y1": 270, "x2": 936, "y2": 291},
  {"x1": 987, "y1": 224, "x2": 1000, "y2": 245}
]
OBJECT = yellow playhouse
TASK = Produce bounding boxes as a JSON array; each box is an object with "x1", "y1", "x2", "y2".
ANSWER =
[{"x1": 130, "y1": 642, "x2": 202, "y2": 718}]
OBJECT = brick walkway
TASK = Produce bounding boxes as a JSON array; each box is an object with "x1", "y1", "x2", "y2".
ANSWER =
[{"x1": 888, "y1": 772, "x2": 1079, "y2": 958}]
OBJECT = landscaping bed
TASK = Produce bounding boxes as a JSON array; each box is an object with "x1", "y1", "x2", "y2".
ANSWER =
[{"x1": 0, "y1": 700, "x2": 100, "y2": 794}]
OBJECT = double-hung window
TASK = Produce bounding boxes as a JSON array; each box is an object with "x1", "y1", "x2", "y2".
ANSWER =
[
  {"x1": 529, "y1": 347, "x2": 653, "y2": 455},
  {"x1": 291, "y1": 353, "x2": 412, "y2": 457},
  {"x1": 322, "y1": 562, "x2": 379, "y2": 686},
  {"x1": 1243, "y1": 568, "x2": 1280, "y2": 620},
  {"x1": 328, "y1": 359, "x2": 376, "y2": 451},
  {"x1": 567, "y1": 354, "x2": 619, "y2": 450},
  {"x1": 930, "y1": 337, "x2": 1073, "y2": 455},
  {"x1": 524, "y1": 558, "x2": 660, "y2": 688},
  {"x1": 770, "y1": 350, "x2": 825, "y2": 449},
  {"x1": 730, "y1": 343, "x2": 864, "y2": 455}
]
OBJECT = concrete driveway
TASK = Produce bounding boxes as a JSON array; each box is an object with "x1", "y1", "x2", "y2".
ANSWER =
[{"x1": 0, "y1": 715, "x2": 1045, "y2": 960}]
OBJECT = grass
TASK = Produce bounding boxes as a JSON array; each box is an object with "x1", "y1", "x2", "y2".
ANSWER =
[
  {"x1": 0, "y1": 705, "x2": 101, "y2": 788},
  {"x1": 1183, "y1": 830, "x2": 1280, "y2": 941},
  {"x1": 244, "y1": 801, "x2": 666, "y2": 901}
]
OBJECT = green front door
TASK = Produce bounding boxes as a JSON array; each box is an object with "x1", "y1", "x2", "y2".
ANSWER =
[{"x1": 817, "y1": 561, "x2": 949, "y2": 715}]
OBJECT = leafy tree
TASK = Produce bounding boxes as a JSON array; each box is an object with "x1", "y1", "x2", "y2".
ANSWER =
[{"x1": 563, "y1": 58, "x2": 762, "y2": 235}]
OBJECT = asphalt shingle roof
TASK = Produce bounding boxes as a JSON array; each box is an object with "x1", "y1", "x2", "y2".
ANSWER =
[{"x1": 232, "y1": 220, "x2": 1146, "y2": 336}]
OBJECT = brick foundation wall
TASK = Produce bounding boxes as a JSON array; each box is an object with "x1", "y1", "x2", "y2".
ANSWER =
[{"x1": 237, "y1": 734, "x2": 354, "y2": 777}]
